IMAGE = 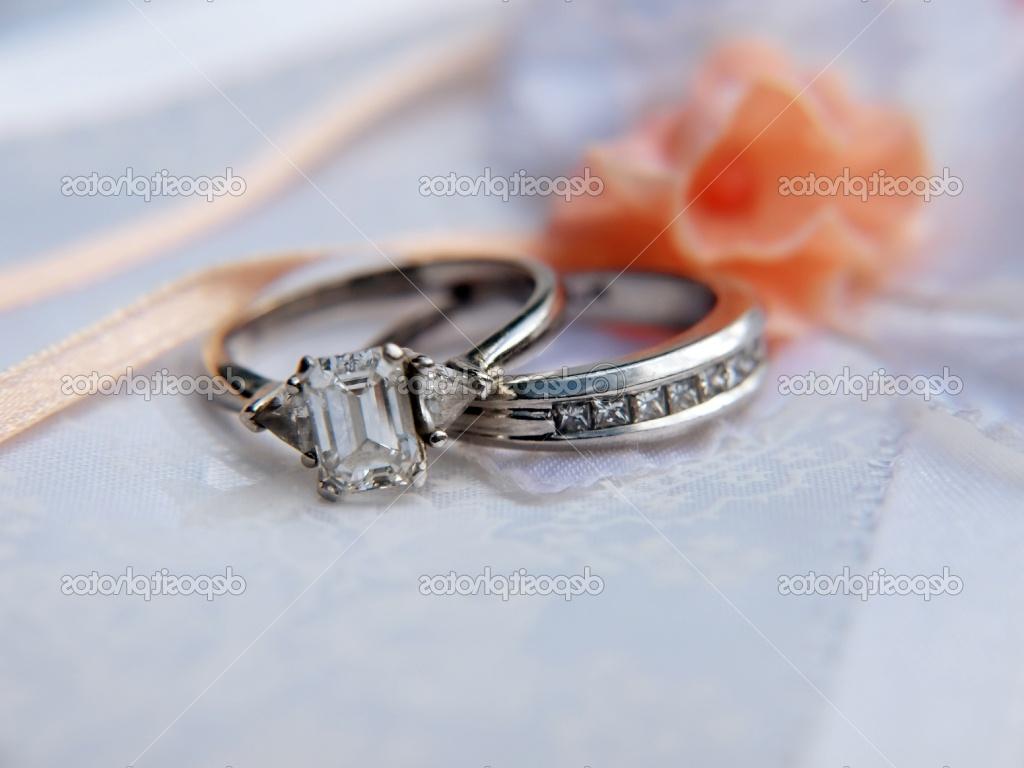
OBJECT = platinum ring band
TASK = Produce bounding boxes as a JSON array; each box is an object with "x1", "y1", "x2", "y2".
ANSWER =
[
  {"x1": 386, "y1": 271, "x2": 765, "y2": 447},
  {"x1": 203, "y1": 253, "x2": 562, "y2": 499},
  {"x1": 207, "y1": 255, "x2": 562, "y2": 402}
]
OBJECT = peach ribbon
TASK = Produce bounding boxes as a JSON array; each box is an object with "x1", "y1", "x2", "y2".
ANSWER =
[
  {"x1": 0, "y1": 29, "x2": 502, "y2": 444},
  {"x1": 0, "y1": 28, "x2": 496, "y2": 312},
  {"x1": 0, "y1": 231, "x2": 538, "y2": 446},
  {"x1": 0, "y1": 253, "x2": 321, "y2": 444}
]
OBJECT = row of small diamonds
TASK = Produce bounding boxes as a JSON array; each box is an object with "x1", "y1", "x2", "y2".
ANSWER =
[{"x1": 552, "y1": 343, "x2": 762, "y2": 434}]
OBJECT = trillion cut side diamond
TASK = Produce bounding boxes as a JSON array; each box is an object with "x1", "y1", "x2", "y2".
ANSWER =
[
  {"x1": 301, "y1": 348, "x2": 424, "y2": 496},
  {"x1": 251, "y1": 386, "x2": 313, "y2": 455},
  {"x1": 418, "y1": 365, "x2": 479, "y2": 428}
]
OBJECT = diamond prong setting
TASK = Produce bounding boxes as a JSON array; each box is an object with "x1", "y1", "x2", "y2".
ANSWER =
[{"x1": 243, "y1": 345, "x2": 487, "y2": 500}]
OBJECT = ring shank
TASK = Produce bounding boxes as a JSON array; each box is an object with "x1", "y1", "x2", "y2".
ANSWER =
[
  {"x1": 427, "y1": 271, "x2": 766, "y2": 447},
  {"x1": 204, "y1": 253, "x2": 562, "y2": 401}
]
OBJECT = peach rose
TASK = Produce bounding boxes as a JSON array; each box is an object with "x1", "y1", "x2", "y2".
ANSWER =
[{"x1": 543, "y1": 41, "x2": 929, "y2": 338}]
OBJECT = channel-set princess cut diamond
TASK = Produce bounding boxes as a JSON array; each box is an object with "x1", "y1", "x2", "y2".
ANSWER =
[
  {"x1": 550, "y1": 345, "x2": 762, "y2": 435},
  {"x1": 667, "y1": 377, "x2": 703, "y2": 411},
  {"x1": 592, "y1": 397, "x2": 630, "y2": 428},
  {"x1": 632, "y1": 388, "x2": 668, "y2": 421},
  {"x1": 703, "y1": 362, "x2": 731, "y2": 396},
  {"x1": 553, "y1": 401, "x2": 591, "y2": 433}
]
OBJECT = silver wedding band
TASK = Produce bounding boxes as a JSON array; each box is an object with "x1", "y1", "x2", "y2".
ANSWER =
[{"x1": 389, "y1": 271, "x2": 765, "y2": 447}]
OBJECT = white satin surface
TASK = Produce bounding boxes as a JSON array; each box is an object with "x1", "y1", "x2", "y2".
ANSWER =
[{"x1": 1, "y1": 2, "x2": 1022, "y2": 767}]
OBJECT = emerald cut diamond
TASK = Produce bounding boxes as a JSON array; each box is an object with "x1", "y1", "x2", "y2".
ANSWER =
[
  {"x1": 301, "y1": 348, "x2": 425, "y2": 498},
  {"x1": 241, "y1": 345, "x2": 489, "y2": 500}
]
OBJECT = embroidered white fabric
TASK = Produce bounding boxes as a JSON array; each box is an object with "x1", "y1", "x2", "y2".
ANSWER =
[{"x1": 1, "y1": 2, "x2": 1022, "y2": 767}]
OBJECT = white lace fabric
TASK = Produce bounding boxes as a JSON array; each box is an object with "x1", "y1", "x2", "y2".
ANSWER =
[{"x1": 1, "y1": 1, "x2": 1023, "y2": 765}]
